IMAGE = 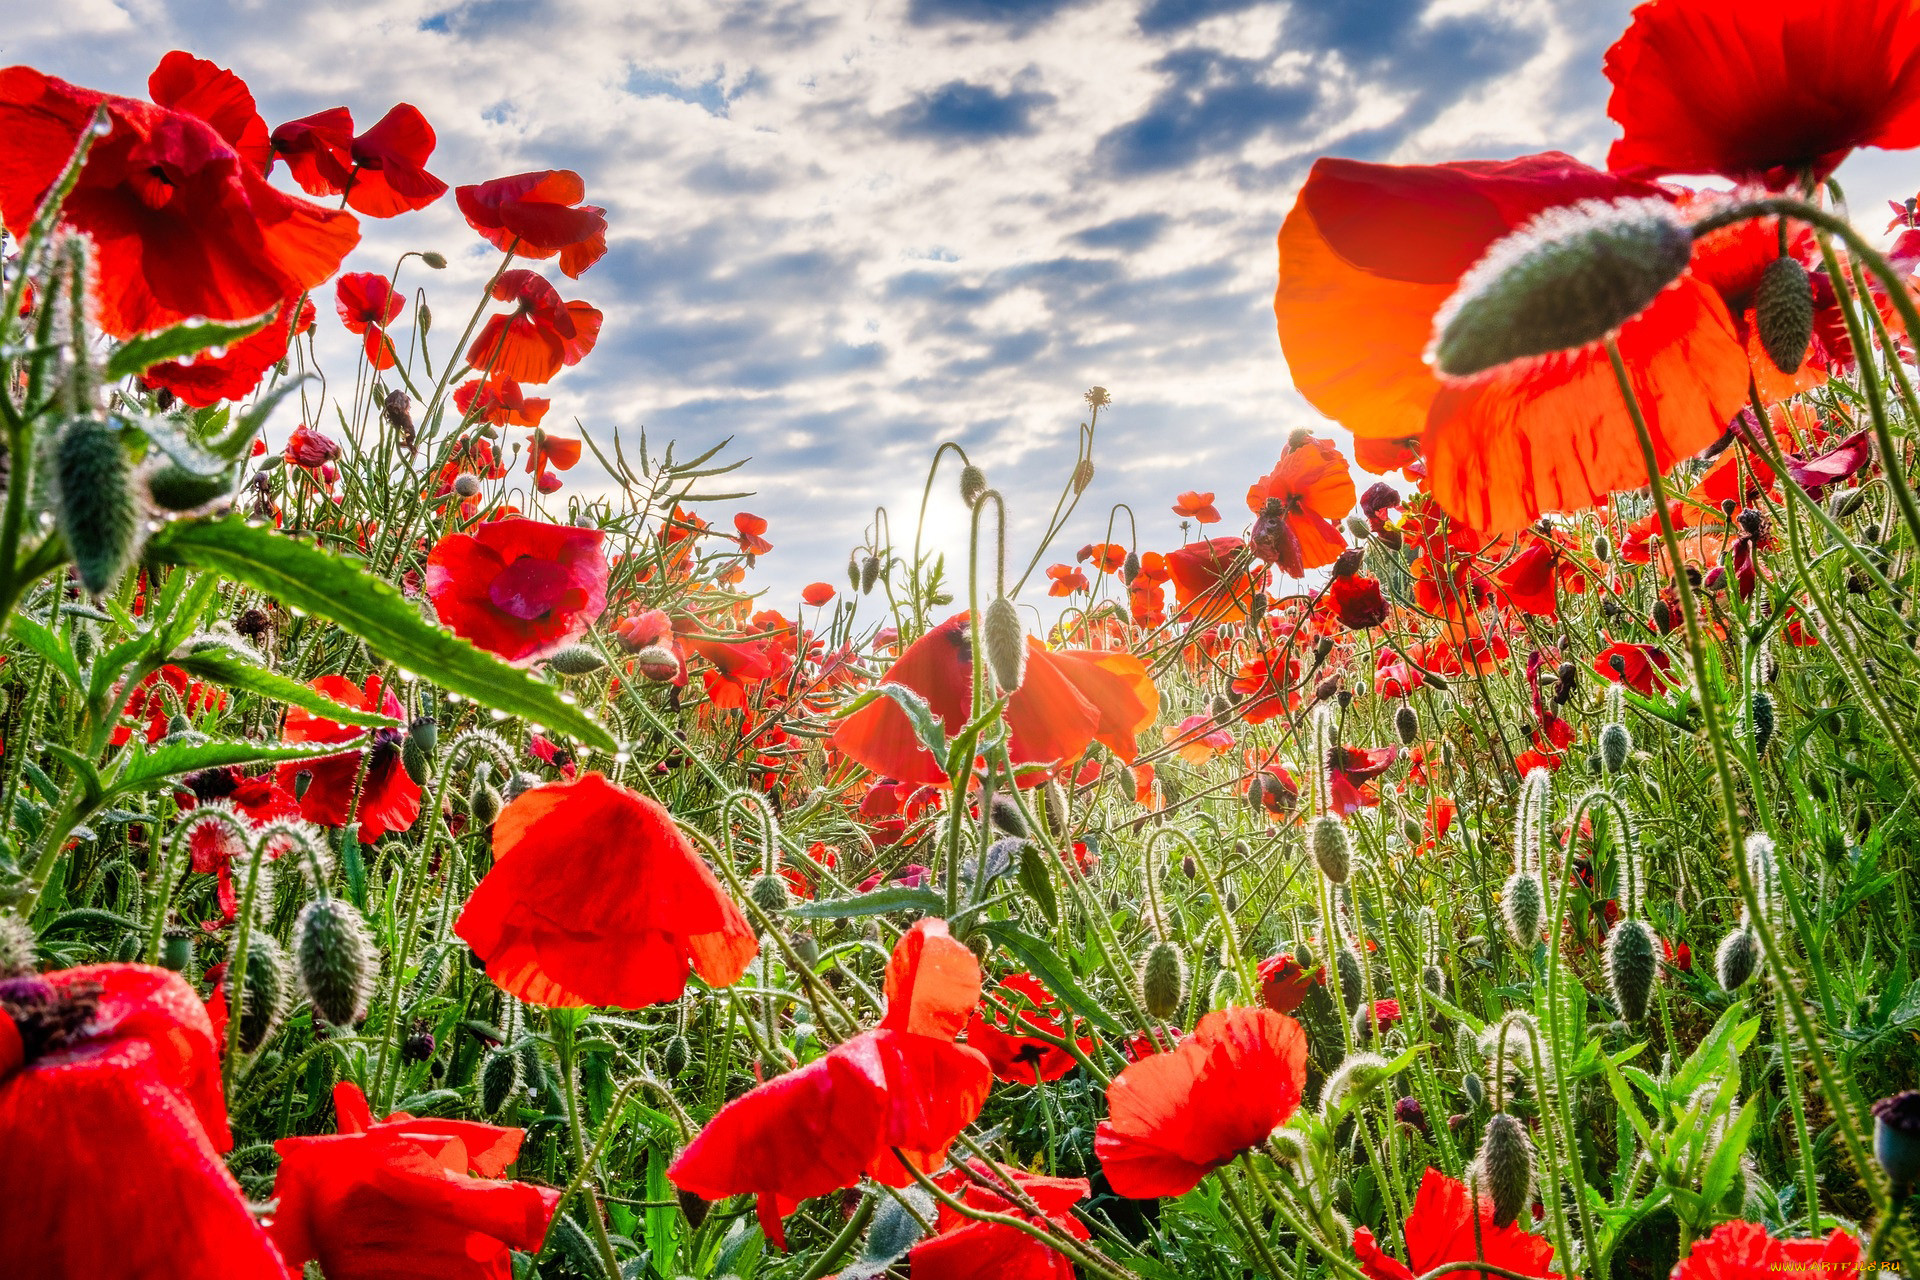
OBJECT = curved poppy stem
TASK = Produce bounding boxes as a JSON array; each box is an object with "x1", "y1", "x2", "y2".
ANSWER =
[{"x1": 552, "y1": 1011, "x2": 625, "y2": 1279}]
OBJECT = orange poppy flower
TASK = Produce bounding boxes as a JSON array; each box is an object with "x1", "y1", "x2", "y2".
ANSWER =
[
  {"x1": 733, "y1": 512, "x2": 772, "y2": 556},
  {"x1": 1245, "y1": 436, "x2": 1354, "y2": 576},
  {"x1": 1078, "y1": 542, "x2": 1128, "y2": 572},
  {"x1": 1172, "y1": 491, "x2": 1221, "y2": 523},
  {"x1": 1047, "y1": 564, "x2": 1091, "y2": 596},
  {"x1": 454, "y1": 376, "x2": 549, "y2": 428},
  {"x1": 465, "y1": 269, "x2": 601, "y2": 386},
  {"x1": 1050, "y1": 649, "x2": 1158, "y2": 763},
  {"x1": 1604, "y1": 0, "x2": 1920, "y2": 189},
  {"x1": 1095, "y1": 1006, "x2": 1307, "y2": 1198},
  {"x1": 1167, "y1": 537, "x2": 1260, "y2": 623},
  {"x1": 801, "y1": 582, "x2": 837, "y2": 606},
  {"x1": 1354, "y1": 435, "x2": 1421, "y2": 476},
  {"x1": 454, "y1": 773, "x2": 758, "y2": 1008},
  {"x1": 1275, "y1": 152, "x2": 1749, "y2": 533},
  {"x1": 1670, "y1": 1221, "x2": 1859, "y2": 1280}
]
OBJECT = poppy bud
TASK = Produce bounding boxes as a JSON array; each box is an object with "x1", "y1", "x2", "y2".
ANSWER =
[
  {"x1": 480, "y1": 1048, "x2": 521, "y2": 1116},
  {"x1": 1600, "y1": 722, "x2": 1632, "y2": 774},
  {"x1": 0, "y1": 916, "x2": 36, "y2": 979},
  {"x1": 1402, "y1": 816, "x2": 1421, "y2": 845},
  {"x1": 1295, "y1": 939, "x2": 1316, "y2": 969},
  {"x1": 1336, "y1": 946, "x2": 1365, "y2": 1015},
  {"x1": 1502, "y1": 872, "x2": 1543, "y2": 948},
  {"x1": 989, "y1": 792, "x2": 1027, "y2": 838},
  {"x1": 505, "y1": 770, "x2": 543, "y2": 800},
  {"x1": 1248, "y1": 591, "x2": 1267, "y2": 626},
  {"x1": 1422, "y1": 963, "x2": 1446, "y2": 998},
  {"x1": 1463, "y1": 1072, "x2": 1484, "y2": 1109},
  {"x1": 956, "y1": 464, "x2": 988, "y2": 507},
  {"x1": 402, "y1": 734, "x2": 431, "y2": 786},
  {"x1": 1593, "y1": 533, "x2": 1611, "y2": 562},
  {"x1": 1337, "y1": 688, "x2": 1353, "y2": 711},
  {"x1": 418, "y1": 251, "x2": 447, "y2": 269},
  {"x1": 227, "y1": 934, "x2": 289, "y2": 1053},
  {"x1": 166, "y1": 712, "x2": 193, "y2": 738},
  {"x1": 146, "y1": 462, "x2": 233, "y2": 511},
  {"x1": 54, "y1": 417, "x2": 139, "y2": 595},
  {"x1": 1477, "y1": 1112, "x2": 1534, "y2": 1228},
  {"x1": 1331, "y1": 546, "x2": 1364, "y2": 578},
  {"x1": 1208, "y1": 968, "x2": 1238, "y2": 1010},
  {"x1": 546, "y1": 643, "x2": 607, "y2": 675},
  {"x1": 160, "y1": 926, "x2": 194, "y2": 974},
  {"x1": 847, "y1": 553, "x2": 861, "y2": 591},
  {"x1": 1312, "y1": 814, "x2": 1351, "y2": 884},
  {"x1": 1346, "y1": 515, "x2": 1371, "y2": 542},
  {"x1": 663, "y1": 1032, "x2": 691, "y2": 1078},
  {"x1": 409, "y1": 716, "x2": 438, "y2": 755},
  {"x1": 1140, "y1": 940, "x2": 1185, "y2": 1020},
  {"x1": 384, "y1": 387, "x2": 414, "y2": 435},
  {"x1": 1872, "y1": 1091, "x2": 1920, "y2": 1192},
  {"x1": 859, "y1": 554, "x2": 881, "y2": 595},
  {"x1": 296, "y1": 897, "x2": 376, "y2": 1027},
  {"x1": 1210, "y1": 693, "x2": 1231, "y2": 721},
  {"x1": 452, "y1": 473, "x2": 482, "y2": 497},
  {"x1": 1123, "y1": 550, "x2": 1141, "y2": 582},
  {"x1": 1246, "y1": 773, "x2": 1269, "y2": 813},
  {"x1": 1430, "y1": 197, "x2": 1692, "y2": 378},
  {"x1": 1749, "y1": 691, "x2": 1775, "y2": 756},
  {"x1": 1714, "y1": 923, "x2": 1758, "y2": 991},
  {"x1": 749, "y1": 873, "x2": 791, "y2": 915},
  {"x1": 1755, "y1": 255, "x2": 1814, "y2": 374},
  {"x1": 633, "y1": 645, "x2": 681, "y2": 682},
  {"x1": 1071, "y1": 459, "x2": 1095, "y2": 494},
  {"x1": 983, "y1": 596, "x2": 1026, "y2": 693},
  {"x1": 469, "y1": 778, "x2": 503, "y2": 827},
  {"x1": 1041, "y1": 779, "x2": 1070, "y2": 842},
  {"x1": 1605, "y1": 918, "x2": 1659, "y2": 1021},
  {"x1": 1651, "y1": 598, "x2": 1672, "y2": 633},
  {"x1": 1395, "y1": 704, "x2": 1418, "y2": 744}
]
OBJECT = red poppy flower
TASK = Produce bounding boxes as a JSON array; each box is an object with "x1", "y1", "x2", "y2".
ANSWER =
[
  {"x1": 1247, "y1": 757, "x2": 1301, "y2": 817},
  {"x1": 1330, "y1": 574, "x2": 1388, "y2": 630},
  {"x1": 455, "y1": 772, "x2": 755, "y2": 1008},
  {"x1": 1168, "y1": 537, "x2": 1261, "y2": 623},
  {"x1": 1786, "y1": 430, "x2": 1874, "y2": 497},
  {"x1": 143, "y1": 295, "x2": 313, "y2": 407},
  {"x1": 268, "y1": 1081, "x2": 558, "y2": 1280},
  {"x1": 1352, "y1": 1167, "x2": 1558, "y2": 1280},
  {"x1": 285, "y1": 423, "x2": 340, "y2": 469},
  {"x1": 966, "y1": 972, "x2": 1093, "y2": 1085},
  {"x1": 425, "y1": 517, "x2": 609, "y2": 665},
  {"x1": 1495, "y1": 531, "x2": 1586, "y2": 619},
  {"x1": 1172, "y1": 491, "x2": 1221, "y2": 523},
  {"x1": 801, "y1": 582, "x2": 836, "y2": 606},
  {"x1": 525, "y1": 429, "x2": 581, "y2": 476},
  {"x1": 1593, "y1": 640, "x2": 1674, "y2": 697},
  {"x1": 1246, "y1": 437, "x2": 1355, "y2": 576},
  {"x1": 112, "y1": 664, "x2": 227, "y2": 746},
  {"x1": 273, "y1": 675, "x2": 419, "y2": 841},
  {"x1": 830, "y1": 614, "x2": 1101, "y2": 786},
  {"x1": 1257, "y1": 954, "x2": 1324, "y2": 1014},
  {"x1": 465, "y1": 270, "x2": 601, "y2": 385},
  {"x1": 1232, "y1": 651, "x2": 1301, "y2": 726},
  {"x1": 0, "y1": 64, "x2": 357, "y2": 338},
  {"x1": 0, "y1": 965, "x2": 288, "y2": 1277},
  {"x1": 335, "y1": 271, "x2": 404, "y2": 369},
  {"x1": 269, "y1": 107, "x2": 353, "y2": 195},
  {"x1": 1355, "y1": 435, "x2": 1421, "y2": 476},
  {"x1": 456, "y1": 170, "x2": 608, "y2": 278},
  {"x1": 734, "y1": 512, "x2": 772, "y2": 556},
  {"x1": 1604, "y1": 0, "x2": 1920, "y2": 189},
  {"x1": 1670, "y1": 1219, "x2": 1858, "y2": 1280},
  {"x1": 1047, "y1": 563, "x2": 1092, "y2": 596},
  {"x1": 146, "y1": 52, "x2": 270, "y2": 171},
  {"x1": 909, "y1": 1163, "x2": 1090, "y2": 1280},
  {"x1": 341, "y1": 104, "x2": 446, "y2": 217},
  {"x1": 1275, "y1": 153, "x2": 1747, "y2": 533},
  {"x1": 668, "y1": 920, "x2": 991, "y2": 1248},
  {"x1": 1078, "y1": 542, "x2": 1128, "y2": 572},
  {"x1": 1095, "y1": 1006, "x2": 1307, "y2": 1198},
  {"x1": 452, "y1": 375, "x2": 549, "y2": 428}
]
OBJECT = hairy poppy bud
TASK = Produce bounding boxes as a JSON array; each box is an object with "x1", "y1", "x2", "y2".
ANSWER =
[
  {"x1": 1402, "y1": 816, "x2": 1422, "y2": 845},
  {"x1": 1749, "y1": 691, "x2": 1775, "y2": 756},
  {"x1": 0, "y1": 916, "x2": 36, "y2": 979},
  {"x1": 1600, "y1": 722, "x2": 1633, "y2": 774},
  {"x1": 1312, "y1": 814, "x2": 1351, "y2": 883},
  {"x1": 146, "y1": 462, "x2": 232, "y2": 511},
  {"x1": 1072, "y1": 459, "x2": 1095, "y2": 494},
  {"x1": 633, "y1": 645, "x2": 680, "y2": 682},
  {"x1": 988, "y1": 792, "x2": 1027, "y2": 838},
  {"x1": 1422, "y1": 963, "x2": 1446, "y2": 998},
  {"x1": 1463, "y1": 1072, "x2": 1485, "y2": 1109},
  {"x1": 1477, "y1": 1112, "x2": 1534, "y2": 1228},
  {"x1": 55, "y1": 417, "x2": 139, "y2": 594},
  {"x1": 1755, "y1": 255, "x2": 1814, "y2": 374},
  {"x1": 1605, "y1": 918, "x2": 1659, "y2": 1021},
  {"x1": 959, "y1": 464, "x2": 988, "y2": 507},
  {"x1": 791, "y1": 931, "x2": 819, "y2": 966},
  {"x1": 1336, "y1": 946, "x2": 1365, "y2": 1014},
  {"x1": 296, "y1": 898, "x2": 376, "y2": 1026},
  {"x1": 1208, "y1": 968, "x2": 1238, "y2": 1010},
  {"x1": 1715, "y1": 923, "x2": 1758, "y2": 992},
  {"x1": 160, "y1": 926, "x2": 194, "y2": 974},
  {"x1": 505, "y1": 770, "x2": 542, "y2": 800},
  {"x1": 983, "y1": 596, "x2": 1026, "y2": 693},
  {"x1": 452, "y1": 472, "x2": 482, "y2": 497},
  {"x1": 1872, "y1": 1091, "x2": 1920, "y2": 1191},
  {"x1": 1041, "y1": 779, "x2": 1070, "y2": 842},
  {"x1": 663, "y1": 1032, "x2": 691, "y2": 1078},
  {"x1": 1123, "y1": 550, "x2": 1142, "y2": 582},
  {"x1": 420, "y1": 251, "x2": 448, "y2": 269},
  {"x1": 469, "y1": 779, "x2": 503, "y2": 828},
  {"x1": 228, "y1": 934, "x2": 289, "y2": 1053},
  {"x1": 1593, "y1": 533, "x2": 1612, "y2": 562},
  {"x1": 749, "y1": 873, "x2": 791, "y2": 915},
  {"x1": 1346, "y1": 515, "x2": 1371, "y2": 542},
  {"x1": 1394, "y1": 704, "x2": 1419, "y2": 745},
  {"x1": 402, "y1": 734, "x2": 431, "y2": 785},
  {"x1": 1140, "y1": 941, "x2": 1185, "y2": 1020},
  {"x1": 1211, "y1": 693, "x2": 1231, "y2": 721},
  {"x1": 847, "y1": 553, "x2": 861, "y2": 591},
  {"x1": 1502, "y1": 872, "x2": 1543, "y2": 948},
  {"x1": 546, "y1": 643, "x2": 607, "y2": 675},
  {"x1": 1430, "y1": 197, "x2": 1692, "y2": 378},
  {"x1": 860, "y1": 554, "x2": 881, "y2": 594},
  {"x1": 481, "y1": 1048, "x2": 521, "y2": 1116}
]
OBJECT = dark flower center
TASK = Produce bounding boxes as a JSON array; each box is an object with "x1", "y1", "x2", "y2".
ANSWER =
[
  {"x1": 0, "y1": 976, "x2": 101, "y2": 1068},
  {"x1": 132, "y1": 165, "x2": 176, "y2": 210}
]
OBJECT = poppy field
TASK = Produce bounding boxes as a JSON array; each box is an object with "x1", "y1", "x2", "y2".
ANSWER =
[{"x1": 4, "y1": 0, "x2": 1920, "y2": 1277}]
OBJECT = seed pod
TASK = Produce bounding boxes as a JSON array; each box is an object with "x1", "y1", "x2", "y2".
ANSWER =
[
  {"x1": 1336, "y1": 946, "x2": 1365, "y2": 1014},
  {"x1": 409, "y1": 716, "x2": 438, "y2": 755},
  {"x1": 469, "y1": 779, "x2": 503, "y2": 827},
  {"x1": 402, "y1": 734, "x2": 431, "y2": 785},
  {"x1": 1871, "y1": 1091, "x2": 1920, "y2": 1192},
  {"x1": 1750, "y1": 691, "x2": 1775, "y2": 756},
  {"x1": 1477, "y1": 1111, "x2": 1534, "y2": 1228},
  {"x1": 55, "y1": 417, "x2": 139, "y2": 595},
  {"x1": 749, "y1": 873, "x2": 791, "y2": 915},
  {"x1": 1311, "y1": 814, "x2": 1351, "y2": 883},
  {"x1": 959, "y1": 464, "x2": 988, "y2": 506},
  {"x1": 1140, "y1": 941, "x2": 1185, "y2": 1020},
  {"x1": 296, "y1": 897, "x2": 377, "y2": 1026},
  {"x1": 1600, "y1": 722, "x2": 1633, "y2": 774},
  {"x1": 1395, "y1": 704, "x2": 1419, "y2": 745},
  {"x1": 989, "y1": 792, "x2": 1028, "y2": 838},
  {"x1": 227, "y1": 934, "x2": 289, "y2": 1054},
  {"x1": 982, "y1": 596, "x2": 1026, "y2": 693},
  {"x1": 1755, "y1": 255, "x2": 1815, "y2": 374},
  {"x1": 1501, "y1": 871, "x2": 1543, "y2": 948},
  {"x1": 160, "y1": 927, "x2": 195, "y2": 974},
  {"x1": 546, "y1": 643, "x2": 607, "y2": 675},
  {"x1": 1605, "y1": 918, "x2": 1659, "y2": 1021},
  {"x1": 663, "y1": 1032, "x2": 691, "y2": 1078},
  {"x1": 480, "y1": 1048, "x2": 521, "y2": 1116},
  {"x1": 1715, "y1": 924, "x2": 1759, "y2": 991}
]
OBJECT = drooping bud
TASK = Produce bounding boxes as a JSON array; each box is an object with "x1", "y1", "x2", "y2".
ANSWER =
[
  {"x1": 452, "y1": 472, "x2": 483, "y2": 497},
  {"x1": 1336, "y1": 946, "x2": 1365, "y2": 1014},
  {"x1": 1071, "y1": 459, "x2": 1095, "y2": 494},
  {"x1": 1714, "y1": 922, "x2": 1758, "y2": 991},
  {"x1": 1430, "y1": 197, "x2": 1693, "y2": 378},
  {"x1": 1593, "y1": 532, "x2": 1611, "y2": 561},
  {"x1": 1312, "y1": 814, "x2": 1351, "y2": 883},
  {"x1": 1755, "y1": 255, "x2": 1814, "y2": 375},
  {"x1": 505, "y1": 770, "x2": 543, "y2": 800},
  {"x1": 1600, "y1": 722, "x2": 1632, "y2": 774},
  {"x1": 860, "y1": 554, "x2": 881, "y2": 595},
  {"x1": 420, "y1": 251, "x2": 448, "y2": 270},
  {"x1": 1140, "y1": 941, "x2": 1186, "y2": 1020},
  {"x1": 481, "y1": 1048, "x2": 522, "y2": 1116},
  {"x1": 54, "y1": 417, "x2": 140, "y2": 594},
  {"x1": 1394, "y1": 704, "x2": 1418, "y2": 745},
  {"x1": 227, "y1": 934, "x2": 289, "y2": 1054},
  {"x1": 1502, "y1": 871, "x2": 1543, "y2": 948},
  {"x1": 296, "y1": 897, "x2": 377, "y2": 1026},
  {"x1": 1208, "y1": 967, "x2": 1238, "y2": 1010},
  {"x1": 959, "y1": 464, "x2": 988, "y2": 507},
  {"x1": 1476, "y1": 1111, "x2": 1534, "y2": 1228},
  {"x1": 748, "y1": 873, "x2": 791, "y2": 915},
  {"x1": 663, "y1": 1032, "x2": 691, "y2": 1078},
  {"x1": 1422, "y1": 963, "x2": 1446, "y2": 998},
  {"x1": 1041, "y1": 779, "x2": 1070, "y2": 842},
  {"x1": 468, "y1": 777, "x2": 503, "y2": 827},
  {"x1": 982, "y1": 596, "x2": 1026, "y2": 693},
  {"x1": 1463, "y1": 1072, "x2": 1485, "y2": 1110},
  {"x1": 988, "y1": 792, "x2": 1027, "y2": 838},
  {"x1": 1123, "y1": 550, "x2": 1141, "y2": 582},
  {"x1": 546, "y1": 643, "x2": 607, "y2": 675},
  {"x1": 633, "y1": 645, "x2": 680, "y2": 682},
  {"x1": 1749, "y1": 691, "x2": 1775, "y2": 756},
  {"x1": 1605, "y1": 918, "x2": 1659, "y2": 1021}
]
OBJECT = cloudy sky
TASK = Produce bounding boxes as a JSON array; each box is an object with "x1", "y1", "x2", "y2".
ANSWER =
[{"x1": 10, "y1": 0, "x2": 1916, "y2": 616}]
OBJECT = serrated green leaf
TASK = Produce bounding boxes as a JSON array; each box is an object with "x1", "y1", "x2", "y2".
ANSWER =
[
  {"x1": 838, "y1": 683, "x2": 948, "y2": 767},
  {"x1": 109, "y1": 738, "x2": 350, "y2": 798},
  {"x1": 972, "y1": 920, "x2": 1123, "y2": 1035},
  {"x1": 104, "y1": 314, "x2": 270, "y2": 381},
  {"x1": 1669, "y1": 1003, "x2": 1755, "y2": 1100},
  {"x1": 8, "y1": 616, "x2": 81, "y2": 688},
  {"x1": 786, "y1": 885, "x2": 947, "y2": 920},
  {"x1": 1017, "y1": 842, "x2": 1059, "y2": 926},
  {"x1": 1699, "y1": 1094, "x2": 1757, "y2": 1210},
  {"x1": 145, "y1": 518, "x2": 615, "y2": 751},
  {"x1": 172, "y1": 644, "x2": 399, "y2": 729}
]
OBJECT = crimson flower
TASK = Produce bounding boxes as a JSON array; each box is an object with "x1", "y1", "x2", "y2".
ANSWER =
[
  {"x1": 1330, "y1": 573, "x2": 1388, "y2": 631},
  {"x1": 0, "y1": 62, "x2": 357, "y2": 337},
  {"x1": 268, "y1": 1081, "x2": 558, "y2": 1280},
  {"x1": 734, "y1": 511, "x2": 772, "y2": 556},
  {"x1": 910, "y1": 1163, "x2": 1091, "y2": 1280},
  {"x1": 268, "y1": 107, "x2": 353, "y2": 194},
  {"x1": 1352, "y1": 1167, "x2": 1558, "y2": 1280},
  {"x1": 668, "y1": 919, "x2": 991, "y2": 1248},
  {"x1": 1246, "y1": 436, "x2": 1355, "y2": 576},
  {"x1": 1593, "y1": 640, "x2": 1673, "y2": 697},
  {"x1": 0, "y1": 965, "x2": 288, "y2": 1277},
  {"x1": 456, "y1": 170, "x2": 608, "y2": 278},
  {"x1": 454, "y1": 375, "x2": 550, "y2": 428},
  {"x1": 1172, "y1": 490, "x2": 1221, "y2": 523},
  {"x1": 285, "y1": 423, "x2": 340, "y2": 468},
  {"x1": 1672, "y1": 1220, "x2": 1858, "y2": 1280},
  {"x1": 270, "y1": 103, "x2": 446, "y2": 217},
  {"x1": 146, "y1": 52, "x2": 269, "y2": 172},
  {"x1": 1786, "y1": 430, "x2": 1874, "y2": 497},
  {"x1": 113, "y1": 663, "x2": 226, "y2": 745},
  {"x1": 1257, "y1": 954, "x2": 1324, "y2": 1014},
  {"x1": 425, "y1": 517, "x2": 609, "y2": 664},
  {"x1": 1605, "y1": 0, "x2": 1920, "y2": 189},
  {"x1": 1495, "y1": 531, "x2": 1586, "y2": 619},
  {"x1": 454, "y1": 772, "x2": 758, "y2": 1008},
  {"x1": 966, "y1": 972, "x2": 1094, "y2": 1085},
  {"x1": 335, "y1": 271, "x2": 404, "y2": 369},
  {"x1": 1095, "y1": 1006, "x2": 1308, "y2": 1198},
  {"x1": 465, "y1": 269, "x2": 602, "y2": 384},
  {"x1": 143, "y1": 296, "x2": 313, "y2": 407},
  {"x1": 274, "y1": 675, "x2": 419, "y2": 841}
]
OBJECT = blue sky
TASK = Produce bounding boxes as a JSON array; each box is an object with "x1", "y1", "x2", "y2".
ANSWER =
[{"x1": 10, "y1": 0, "x2": 1916, "y2": 617}]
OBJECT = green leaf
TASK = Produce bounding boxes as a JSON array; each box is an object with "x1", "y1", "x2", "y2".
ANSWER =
[
  {"x1": 972, "y1": 920, "x2": 1123, "y2": 1034},
  {"x1": 1699, "y1": 1095, "x2": 1757, "y2": 1210},
  {"x1": 1017, "y1": 842, "x2": 1059, "y2": 926},
  {"x1": 109, "y1": 738, "x2": 351, "y2": 798},
  {"x1": 104, "y1": 314, "x2": 270, "y2": 381},
  {"x1": 1669, "y1": 1002, "x2": 1755, "y2": 1100},
  {"x1": 145, "y1": 518, "x2": 615, "y2": 751},
  {"x1": 787, "y1": 885, "x2": 947, "y2": 920},
  {"x1": 171, "y1": 643, "x2": 399, "y2": 729},
  {"x1": 8, "y1": 616, "x2": 82, "y2": 688},
  {"x1": 840, "y1": 684, "x2": 947, "y2": 765}
]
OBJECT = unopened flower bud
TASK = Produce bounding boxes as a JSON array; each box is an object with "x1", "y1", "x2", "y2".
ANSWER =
[
  {"x1": 749, "y1": 873, "x2": 791, "y2": 915},
  {"x1": 989, "y1": 792, "x2": 1028, "y2": 838},
  {"x1": 1336, "y1": 946, "x2": 1365, "y2": 1014},
  {"x1": 1605, "y1": 918, "x2": 1659, "y2": 1021},
  {"x1": 469, "y1": 779, "x2": 503, "y2": 828},
  {"x1": 1071, "y1": 459, "x2": 1095, "y2": 494},
  {"x1": 452, "y1": 473, "x2": 482, "y2": 497},
  {"x1": 227, "y1": 934, "x2": 288, "y2": 1054},
  {"x1": 1140, "y1": 941, "x2": 1185, "y2": 1020},
  {"x1": 959, "y1": 464, "x2": 988, "y2": 507},
  {"x1": 1502, "y1": 871, "x2": 1543, "y2": 948},
  {"x1": 1600, "y1": 722, "x2": 1632, "y2": 774},
  {"x1": 1312, "y1": 814, "x2": 1351, "y2": 883},
  {"x1": 1395, "y1": 704, "x2": 1419, "y2": 744},
  {"x1": 982, "y1": 596, "x2": 1026, "y2": 693},
  {"x1": 480, "y1": 1049, "x2": 521, "y2": 1116},
  {"x1": 663, "y1": 1032, "x2": 691, "y2": 1078},
  {"x1": 546, "y1": 643, "x2": 607, "y2": 675},
  {"x1": 860, "y1": 554, "x2": 881, "y2": 594},
  {"x1": 1714, "y1": 923, "x2": 1758, "y2": 991},
  {"x1": 1477, "y1": 1112, "x2": 1534, "y2": 1228},
  {"x1": 1755, "y1": 255, "x2": 1814, "y2": 375},
  {"x1": 420, "y1": 251, "x2": 448, "y2": 269},
  {"x1": 1872, "y1": 1091, "x2": 1920, "y2": 1191},
  {"x1": 296, "y1": 897, "x2": 377, "y2": 1026}
]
